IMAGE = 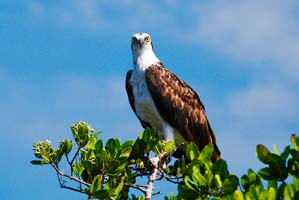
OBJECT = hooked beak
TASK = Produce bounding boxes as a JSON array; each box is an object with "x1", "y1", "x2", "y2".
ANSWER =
[
  {"x1": 131, "y1": 36, "x2": 144, "y2": 50},
  {"x1": 137, "y1": 40, "x2": 143, "y2": 49}
]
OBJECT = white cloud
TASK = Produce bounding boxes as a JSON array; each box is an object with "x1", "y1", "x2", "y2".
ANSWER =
[
  {"x1": 26, "y1": 0, "x2": 183, "y2": 34},
  {"x1": 26, "y1": 0, "x2": 299, "y2": 81},
  {"x1": 0, "y1": 67, "x2": 135, "y2": 143},
  {"x1": 192, "y1": 0, "x2": 299, "y2": 80},
  {"x1": 227, "y1": 82, "x2": 298, "y2": 121},
  {"x1": 51, "y1": 75, "x2": 128, "y2": 112}
]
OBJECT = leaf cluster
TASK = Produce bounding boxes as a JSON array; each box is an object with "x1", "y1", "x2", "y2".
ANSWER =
[{"x1": 31, "y1": 122, "x2": 299, "y2": 200}]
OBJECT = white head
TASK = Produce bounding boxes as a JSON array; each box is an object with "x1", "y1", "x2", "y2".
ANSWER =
[{"x1": 131, "y1": 32, "x2": 160, "y2": 70}]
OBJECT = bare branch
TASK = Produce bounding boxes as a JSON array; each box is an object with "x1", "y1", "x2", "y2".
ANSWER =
[
  {"x1": 70, "y1": 146, "x2": 81, "y2": 165},
  {"x1": 164, "y1": 176, "x2": 182, "y2": 184},
  {"x1": 51, "y1": 163, "x2": 91, "y2": 187},
  {"x1": 56, "y1": 173, "x2": 86, "y2": 194},
  {"x1": 60, "y1": 184, "x2": 87, "y2": 194},
  {"x1": 145, "y1": 157, "x2": 160, "y2": 200},
  {"x1": 124, "y1": 183, "x2": 147, "y2": 194}
]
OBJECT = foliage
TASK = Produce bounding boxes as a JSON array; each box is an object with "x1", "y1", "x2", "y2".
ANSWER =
[{"x1": 31, "y1": 121, "x2": 299, "y2": 199}]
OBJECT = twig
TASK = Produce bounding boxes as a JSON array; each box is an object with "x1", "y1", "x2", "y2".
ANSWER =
[
  {"x1": 164, "y1": 175, "x2": 182, "y2": 184},
  {"x1": 70, "y1": 146, "x2": 81, "y2": 165},
  {"x1": 65, "y1": 154, "x2": 71, "y2": 166},
  {"x1": 51, "y1": 163, "x2": 91, "y2": 187},
  {"x1": 145, "y1": 157, "x2": 159, "y2": 200},
  {"x1": 124, "y1": 183, "x2": 147, "y2": 194},
  {"x1": 56, "y1": 173, "x2": 86, "y2": 194},
  {"x1": 154, "y1": 168, "x2": 164, "y2": 181},
  {"x1": 152, "y1": 191, "x2": 162, "y2": 196}
]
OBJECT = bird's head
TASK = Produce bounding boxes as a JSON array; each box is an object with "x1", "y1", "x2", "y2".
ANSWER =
[
  {"x1": 131, "y1": 32, "x2": 159, "y2": 68},
  {"x1": 131, "y1": 32, "x2": 153, "y2": 52}
]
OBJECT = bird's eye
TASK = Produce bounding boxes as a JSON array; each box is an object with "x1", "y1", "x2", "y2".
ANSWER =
[
  {"x1": 144, "y1": 36, "x2": 150, "y2": 43},
  {"x1": 131, "y1": 37, "x2": 137, "y2": 43}
]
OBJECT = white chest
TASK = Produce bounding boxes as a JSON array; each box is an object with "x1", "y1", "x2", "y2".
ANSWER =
[{"x1": 130, "y1": 71, "x2": 163, "y2": 130}]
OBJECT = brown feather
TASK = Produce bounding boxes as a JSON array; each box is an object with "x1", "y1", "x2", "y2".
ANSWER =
[{"x1": 145, "y1": 63, "x2": 221, "y2": 161}]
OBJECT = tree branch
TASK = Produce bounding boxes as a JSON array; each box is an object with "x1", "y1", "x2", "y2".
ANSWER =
[
  {"x1": 51, "y1": 163, "x2": 91, "y2": 187},
  {"x1": 124, "y1": 183, "x2": 147, "y2": 194},
  {"x1": 145, "y1": 156, "x2": 160, "y2": 200},
  {"x1": 57, "y1": 174, "x2": 86, "y2": 194},
  {"x1": 70, "y1": 146, "x2": 81, "y2": 165}
]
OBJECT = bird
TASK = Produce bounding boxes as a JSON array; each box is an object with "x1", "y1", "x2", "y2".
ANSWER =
[{"x1": 125, "y1": 32, "x2": 220, "y2": 161}]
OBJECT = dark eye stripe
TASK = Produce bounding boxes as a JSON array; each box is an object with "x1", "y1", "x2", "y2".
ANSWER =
[{"x1": 131, "y1": 37, "x2": 137, "y2": 43}]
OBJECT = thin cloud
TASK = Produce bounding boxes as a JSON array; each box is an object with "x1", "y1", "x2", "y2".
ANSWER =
[
  {"x1": 26, "y1": 1, "x2": 299, "y2": 81},
  {"x1": 0, "y1": 68, "x2": 132, "y2": 143},
  {"x1": 193, "y1": 0, "x2": 299, "y2": 80},
  {"x1": 227, "y1": 82, "x2": 298, "y2": 122}
]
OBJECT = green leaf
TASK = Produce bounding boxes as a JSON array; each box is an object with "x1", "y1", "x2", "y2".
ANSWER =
[
  {"x1": 90, "y1": 174, "x2": 102, "y2": 194},
  {"x1": 71, "y1": 121, "x2": 94, "y2": 147},
  {"x1": 30, "y1": 160, "x2": 49, "y2": 165},
  {"x1": 165, "y1": 193, "x2": 177, "y2": 200},
  {"x1": 92, "y1": 189, "x2": 109, "y2": 199},
  {"x1": 62, "y1": 139, "x2": 72, "y2": 154},
  {"x1": 291, "y1": 134, "x2": 299, "y2": 151},
  {"x1": 56, "y1": 140, "x2": 72, "y2": 163},
  {"x1": 149, "y1": 128, "x2": 157, "y2": 140},
  {"x1": 114, "y1": 177, "x2": 124, "y2": 195},
  {"x1": 179, "y1": 181, "x2": 199, "y2": 198},
  {"x1": 258, "y1": 167, "x2": 272, "y2": 180},
  {"x1": 186, "y1": 142, "x2": 199, "y2": 161},
  {"x1": 119, "y1": 145, "x2": 133, "y2": 158},
  {"x1": 214, "y1": 174, "x2": 222, "y2": 188},
  {"x1": 267, "y1": 153, "x2": 288, "y2": 181},
  {"x1": 212, "y1": 159, "x2": 228, "y2": 177},
  {"x1": 137, "y1": 196, "x2": 145, "y2": 200},
  {"x1": 191, "y1": 164, "x2": 207, "y2": 186},
  {"x1": 287, "y1": 158, "x2": 299, "y2": 178},
  {"x1": 256, "y1": 144, "x2": 270, "y2": 164},
  {"x1": 273, "y1": 144, "x2": 279, "y2": 155},
  {"x1": 277, "y1": 183, "x2": 286, "y2": 199},
  {"x1": 241, "y1": 175, "x2": 250, "y2": 191},
  {"x1": 280, "y1": 145, "x2": 290, "y2": 161},
  {"x1": 247, "y1": 169, "x2": 261, "y2": 186},
  {"x1": 55, "y1": 148, "x2": 64, "y2": 164},
  {"x1": 221, "y1": 175, "x2": 239, "y2": 195},
  {"x1": 106, "y1": 138, "x2": 116, "y2": 153},
  {"x1": 73, "y1": 162, "x2": 84, "y2": 176},
  {"x1": 290, "y1": 149, "x2": 299, "y2": 159},
  {"x1": 142, "y1": 128, "x2": 151, "y2": 143},
  {"x1": 107, "y1": 160, "x2": 120, "y2": 174},
  {"x1": 163, "y1": 141, "x2": 175, "y2": 153},
  {"x1": 233, "y1": 190, "x2": 244, "y2": 200},
  {"x1": 95, "y1": 140, "x2": 103, "y2": 153},
  {"x1": 200, "y1": 143, "x2": 214, "y2": 160},
  {"x1": 293, "y1": 191, "x2": 299, "y2": 200},
  {"x1": 268, "y1": 180, "x2": 277, "y2": 190},
  {"x1": 121, "y1": 140, "x2": 134, "y2": 149},
  {"x1": 184, "y1": 176, "x2": 199, "y2": 192},
  {"x1": 284, "y1": 184, "x2": 295, "y2": 200},
  {"x1": 267, "y1": 187, "x2": 276, "y2": 200}
]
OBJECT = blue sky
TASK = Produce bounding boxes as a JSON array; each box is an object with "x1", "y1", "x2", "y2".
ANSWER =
[{"x1": 1, "y1": 0, "x2": 298, "y2": 199}]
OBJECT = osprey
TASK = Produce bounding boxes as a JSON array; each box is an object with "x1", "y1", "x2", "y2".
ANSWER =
[{"x1": 126, "y1": 32, "x2": 220, "y2": 161}]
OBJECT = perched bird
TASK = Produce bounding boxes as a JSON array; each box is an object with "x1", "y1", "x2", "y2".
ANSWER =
[{"x1": 126, "y1": 32, "x2": 220, "y2": 161}]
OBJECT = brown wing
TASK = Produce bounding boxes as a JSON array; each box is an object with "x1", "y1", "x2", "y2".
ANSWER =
[
  {"x1": 145, "y1": 63, "x2": 221, "y2": 160},
  {"x1": 125, "y1": 70, "x2": 152, "y2": 129}
]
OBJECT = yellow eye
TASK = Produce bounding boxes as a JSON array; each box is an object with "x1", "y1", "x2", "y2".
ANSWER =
[
  {"x1": 131, "y1": 37, "x2": 137, "y2": 43},
  {"x1": 144, "y1": 36, "x2": 150, "y2": 43}
]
